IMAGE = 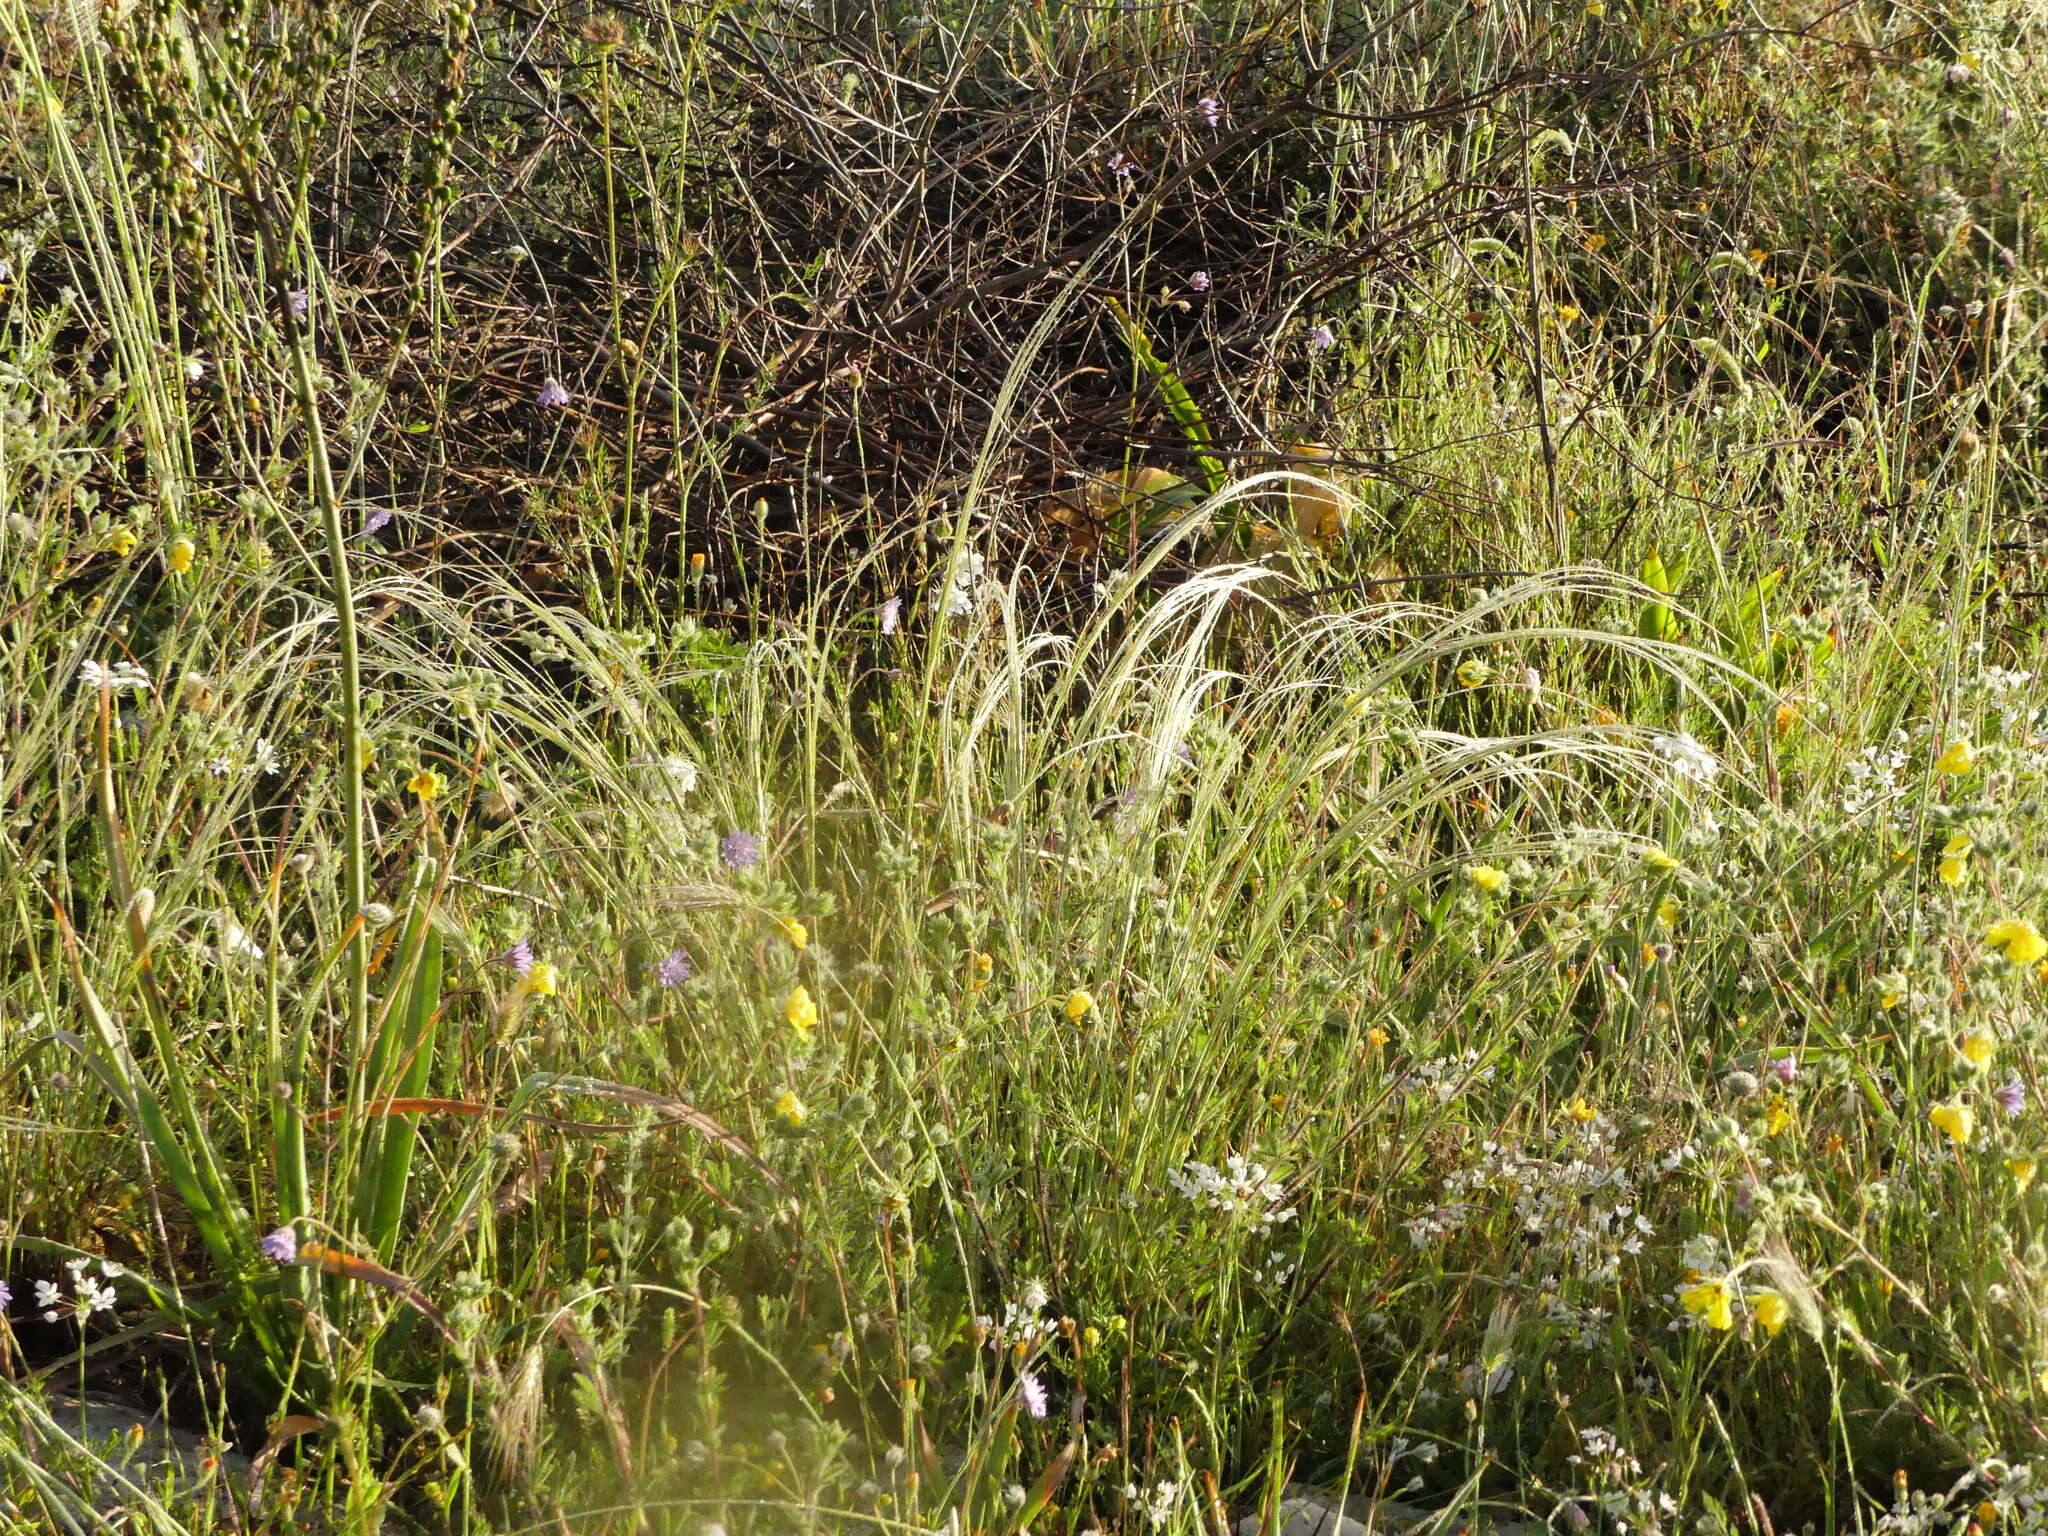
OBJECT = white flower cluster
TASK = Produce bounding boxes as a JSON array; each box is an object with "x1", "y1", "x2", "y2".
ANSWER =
[
  {"x1": 975, "y1": 1279, "x2": 1054, "y2": 1351},
  {"x1": 1434, "y1": 1134, "x2": 1654, "y2": 1285},
  {"x1": 1650, "y1": 731, "x2": 1720, "y2": 786},
  {"x1": 1122, "y1": 1481, "x2": 1181, "y2": 1529},
  {"x1": 1403, "y1": 1048, "x2": 1494, "y2": 1105},
  {"x1": 936, "y1": 550, "x2": 990, "y2": 619},
  {"x1": 1566, "y1": 1427, "x2": 1678, "y2": 1534},
  {"x1": 1840, "y1": 729, "x2": 1911, "y2": 817},
  {"x1": 36, "y1": 1257, "x2": 121, "y2": 1322},
  {"x1": 78, "y1": 660, "x2": 151, "y2": 694},
  {"x1": 1167, "y1": 1154, "x2": 1297, "y2": 1230},
  {"x1": 206, "y1": 733, "x2": 284, "y2": 777}
]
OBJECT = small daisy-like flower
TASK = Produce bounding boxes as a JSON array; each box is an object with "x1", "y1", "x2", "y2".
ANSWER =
[
  {"x1": 1936, "y1": 739, "x2": 1978, "y2": 775},
  {"x1": 1455, "y1": 658, "x2": 1493, "y2": 688},
  {"x1": 720, "y1": 830, "x2": 762, "y2": 869},
  {"x1": 497, "y1": 939, "x2": 534, "y2": 976},
  {"x1": 1930, "y1": 1100, "x2": 1974, "y2": 1146},
  {"x1": 0, "y1": 1280, "x2": 9, "y2": 1311},
  {"x1": 655, "y1": 948, "x2": 693, "y2": 988},
  {"x1": 107, "y1": 528, "x2": 139, "y2": 558},
  {"x1": 1750, "y1": 1289, "x2": 1788, "y2": 1337},
  {"x1": 1465, "y1": 863, "x2": 1507, "y2": 893},
  {"x1": 1961, "y1": 1032, "x2": 1997, "y2": 1068},
  {"x1": 536, "y1": 376, "x2": 572, "y2": 409},
  {"x1": 523, "y1": 961, "x2": 559, "y2": 998},
  {"x1": 166, "y1": 537, "x2": 195, "y2": 575},
  {"x1": 1195, "y1": 96, "x2": 1222, "y2": 127},
  {"x1": 772, "y1": 1089, "x2": 807, "y2": 1126},
  {"x1": 34, "y1": 1279, "x2": 62, "y2": 1321},
  {"x1": 1309, "y1": 324, "x2": 1337, "y2": 351},
  {"x1": 1063, "y1": 989, "x2": 1095, "y2": 1022},
  {"x1": 260, "y1": 1226, "x2": 298, "y2": 1263},
  {"x1": 1997, "y1": 1077, "x2": 2027, "y2": 1117},
  {"x1": 1680, "y1": 1277, "x2": 1734, "y2": 1331},
  {"x1": 1017, "y1": 1372, "x2": 1049, "y2": 1419},
  {"x1": 773, "y1": 915, "x2": 809, "y2": 951},
  {"x1": 408, "y1": 768, "x2": 448, "y2": 801},
  {"x1": 1988, "y1": 918, "x2": 2048, "y2": 966},
  {"x1": 1189, "y1": 270, "x2": 1211, "y2": 294},
  {"x1": 785, "y1": 984, "x2": 819, "y2": 1032}
]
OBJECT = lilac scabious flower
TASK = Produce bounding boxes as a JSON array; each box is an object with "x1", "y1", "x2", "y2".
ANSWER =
[
  {"x1": 1016, "y1": 1372, "x2": 1048, "y2": 1420},
  {"x1": 536, "y1": 376, "x2": 572, "y2": 409},
  {"x1": 259, "y1": 1226, "x2": 298, "y2": 1263},
  {"x1": 655, "y1": 948, "x2": 693, "y2": 988},
  {"x1": 1107, "y1": 151, "x2": 1136, "y2": 181},
  {"x1": 497, "y1": 939, "x2": 534, "y2": 977},
  {"x1": 287, "y1": 288, "x2": 310, "y2": 320},
  {"x1": 1997, "y1": 1076, "x2": 2027, "y2": 1117},
  {"x1": 357, "y1": 507, "x2": 394, "y2": 540},
  {"x1": 720, "y1": 830, "x2": 762, "y2": 870},
  {"x1": 1767, "y1": 1055, "x2": 1797, "y2": 1085},
  {"x1": 1309, "y1": 324, "x2": 1337, "y2": 351},
  {"x1": 1189, "y1": 269, "x2": 1211, "y2": 294},
  {"x1": 1196, "y1": 96, "x2": 1223, "y2": 128},
  {"x1": 879, "y1": 596, "x2": 903, "y2": 635}
]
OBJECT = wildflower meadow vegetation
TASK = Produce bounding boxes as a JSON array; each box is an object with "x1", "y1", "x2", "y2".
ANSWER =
[{"x1": 6, "y1": 0, "x2": 2048, "y2": 1530}]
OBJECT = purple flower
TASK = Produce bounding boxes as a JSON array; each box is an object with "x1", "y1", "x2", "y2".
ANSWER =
[
  {"x1": 536, "y1": 376, "x2": 572, "y2": 410},
  {"x1": 1309, "y1": 324, "x2": 1337, "y2": 352},
  {"x1": 356, "y1": 507, "x2": 394, "y2": 540},
  {"x1": 655, "y1": 948, "x2": 693, "y2": 988},
  {"x1": 1997, "y1": 1076, "x2": 2027, "y2": 1117},
  {"x1": 879, "y1": 596, "x2": 903, "y2": 635},
  {"x1": 259, "y1": 1226, "x2": 297, "y2": 1264},
  {"x1": 497, "y1": 939, "x2": 534, "y2": 977},
  {"x1": 1767, "y1": 1055, "x2": 1797, "y2": 1085},
  {"x1": 1189, "y1": 270, "x2": 1211, "y2": 294},
  {"x1": 0, "y1": 1280, "x2": 10, "y2": 1311},
  {"x1": 1107, "y1": 151, "x2": 1136, "y2": 181},
  {"x1": 720, "y1": 830, "x2": 761, "y2": 870},
  {"x1": 1196, "y1": 96, "x2": 1223, "y2": 128},
  {"x1": 287, "y1": 288, "x2": 310, "y2": 320},
  {"x1": 1016, "y1": 1372, "x2": 1048, "y2": 1419}
]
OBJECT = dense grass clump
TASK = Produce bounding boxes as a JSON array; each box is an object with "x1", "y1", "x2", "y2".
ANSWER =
[{"x1": 8, "y1": 0, "x2": 2048, "y2": 1532}]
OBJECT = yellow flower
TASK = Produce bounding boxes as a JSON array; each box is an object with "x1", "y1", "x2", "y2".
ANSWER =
[
  {"x1": 524, "y1": 961, "x2": 559, "y2": 998},
  {"x1": 1366, "y1": 1025, "x2": 1390, "y2": 1048},
  {"x1": 1930, "y1": 1101, "x2": 1975, "y2": 1146},
  {"x1": 1988, "y1": 919, "x2": 2048, "y2": 966},
  {"x1": 1454, "y1": 658, "x2": 1493, "y2": 688},
  {"x1": 1642, "y1": 847, "x2": 1681, "y2": 872},
  {"x1": 1750, "y1": 1289, "x2": 1789, "y2": 1337},
  {"x1": 1064, "y1": 989, "x2": 1095, "y2": 1022},
  {"x1": 2009, "y1": 1158, "x2": 2037, "y2": 1194},
  {"x1": 1583, "y1": 0, "x2": 1604, "y2": 15},
  {"x1": 1466, "y1": 864, "x2": 1508, "y2": 893},
  {"x1": 1978, "y1": 1503, "x2": 2001, "y2": 1531},
  {"x1": 166, "y1": 537, "x2": 196, "y2": 575},
  {"x1": 1936, "y1": 740, "x2": 1978, "y2": 775},
  {"x1": 967, "y1": 951, "x2": 994, "y2": 992},
  {"x1": 1765, "y1": 1100, "x2": 1794, "y2": 1139},
  {"x1": 772, "y1": 1089, "x2": 807, "y2": 1127},
  {"x1": 1554, "y1": 304, "x2": 1581, "y2": 324},
  {"x1": 107, "y1": 528, "x2": 138, "y2": 558},
  {"x1": 1939, "y1": 854, "x2": 1969, "y2": 886},
  {"x1": 1680, "y1": 1278, "x2": 1735, "y2": 1331},
  {"x1": 1879, "y1": 989, "x2": 1903, "y2": 1011},
  {"x1": 1961, "y1": 1032, "x2": 1997, "y2": 1067},
  {"x1": 773, "y1": 915, "x2": 809, "y2": 951},
  {"x1": 408, "y1": 768, "x2": 448, "y2": 801},
  {"x1": 1564, "y1": 1096, "x2": 1597, "y2": 1123},
  {"x1": 785, "y1": 984, "x2": 819, "y2": 1032},
  {"x1": 1657, "y1": 896, "x2": 1680, "y2": 927}
]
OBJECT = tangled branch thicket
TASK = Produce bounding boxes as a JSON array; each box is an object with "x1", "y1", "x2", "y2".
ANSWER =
[{"x1": 14, "y1": 0, "x2": 2041, "y2": 611}]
